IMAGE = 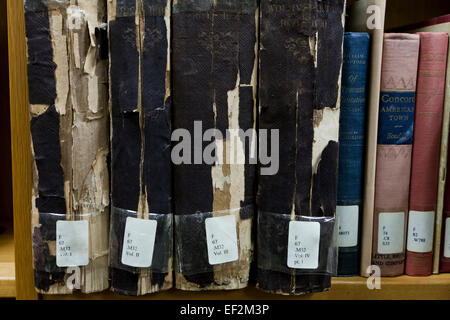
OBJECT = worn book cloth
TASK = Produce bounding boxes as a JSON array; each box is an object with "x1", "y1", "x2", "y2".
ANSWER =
[
  {"x1": 256, "y1": 0, "x2": 345, "y2": 295},
  {"x1": 108, "y1": 0, "x2": 173, "y2": 295},
  {"x1": 25, "y1": 0, "x2": 110, "y2": 294},
  {"x1": 172, "y1": 0, "x2": 258, "y2": 291}
]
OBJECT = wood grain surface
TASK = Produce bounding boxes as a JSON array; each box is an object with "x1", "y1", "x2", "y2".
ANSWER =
[
  {"x1": 7, "y1": 0, "x2": 38, "y2": 300},
  {"x1": 41, "y1": 275, "x2": 450, "y2": 300}
]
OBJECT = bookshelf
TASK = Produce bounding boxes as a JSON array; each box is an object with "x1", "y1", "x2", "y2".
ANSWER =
[{"x1": 4, "y1": 0, "x2": 450, "y2": 300}]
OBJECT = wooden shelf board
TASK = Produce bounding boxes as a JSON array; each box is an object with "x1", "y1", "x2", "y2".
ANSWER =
[
  {"x1": 42, "y1": 274, "x2": 450, "y2": 300},
  {"x1": 0, "y1": 223, "x2": 16, "y2": 298}
]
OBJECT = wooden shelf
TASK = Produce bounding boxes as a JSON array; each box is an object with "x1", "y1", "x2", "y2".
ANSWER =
[
  {"x1": 0, "y1": 223, "x2": 15, "y2": 298},
  {"x1": 42, "y1": 274, "x2": 450, "y2": 300}
]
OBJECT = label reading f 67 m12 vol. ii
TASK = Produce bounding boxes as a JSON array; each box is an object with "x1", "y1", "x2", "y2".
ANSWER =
[
  {"x1": 287, "y1": 221, "x2": 320, "y2": 269},
  {"x1": 121, "y1": 217, "x2": 158, "y2": 268}
]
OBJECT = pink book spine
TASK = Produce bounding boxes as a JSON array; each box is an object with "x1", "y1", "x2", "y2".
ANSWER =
[
  {"x1": 406, "y1": 32, "x2": 449, "y2": 276},
  {"x1": 372, "y1": 34, "x2": 420, "y2": 276}
]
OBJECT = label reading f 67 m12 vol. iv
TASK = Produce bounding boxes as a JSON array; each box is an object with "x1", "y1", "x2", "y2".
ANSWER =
[{"x1": 287, "y1": 221, "x2": 320, "y2": 269}]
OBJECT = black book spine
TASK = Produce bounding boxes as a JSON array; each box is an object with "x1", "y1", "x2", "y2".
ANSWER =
[
  {"x1": 173, "y1": 0, "x2": 258, "y2": 290},
  {"x1": 109, "y1": 0, "x2": 172, "y2": 296},
  {"x1": 25, "y1": 0, "x2": 67, "y2": 293},
  {"x1": 257, "y1": 0, "x2": 345, "y2": 295}
]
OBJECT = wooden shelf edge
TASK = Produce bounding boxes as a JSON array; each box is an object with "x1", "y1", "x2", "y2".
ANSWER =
[
  {"x1": 42, "y1": 275, "x2": 450, "y2": 300},
  {"x1": 7, "y1": 0, "x2": 38, "y2": 300}
]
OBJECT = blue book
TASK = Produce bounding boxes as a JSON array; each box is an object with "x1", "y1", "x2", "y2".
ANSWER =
[{"x1": 337, "y1": 32, "x2": 370, "y2": 276}]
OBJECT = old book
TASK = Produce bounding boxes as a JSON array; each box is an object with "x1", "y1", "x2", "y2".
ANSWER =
[
  {"x1": 372, "y1": 33, "x2": 420, "y2": 276},
  {"x1": 108, "y1": 0, "x2": 172, "y2": 295},
  {"x1": 337, "y1": 32, "x2": 370, "y2": 276},
  {"x1": 172, "y1": 0, "x2": 258, "y2": 290},
  {"x1": 257, "y1": 0, "x2": 345, "y2": 295},
  {"x1": 410, "y1": 17, "x2": 450, "y2": 274},
  {"x1": 25, "y1": 0, "x2": 110, "y2": 293},
  {"x1": 405, "y1": 32, "x2": 448, "y2": 276},
  {"x1": 346, "y1": 0, "x2": 387, "y2": 278}
]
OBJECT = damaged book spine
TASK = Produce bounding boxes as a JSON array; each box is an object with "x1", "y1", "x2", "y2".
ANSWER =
[
  {"x1": 257, "y1": 0, "x2": 345, "y2": 295},
  {"x1": 108, "y1": 0, "x2": 173, "y2": 296},
  {"x1": 172, "y1": 0, "x2": 258, "y2": 291},
  {"x1": 25, "y1": 0, "x2": 110, "y2": 294}
]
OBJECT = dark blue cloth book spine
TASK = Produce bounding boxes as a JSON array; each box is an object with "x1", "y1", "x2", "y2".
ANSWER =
[{"x1": 337, "y1": 32, "x2": 370, "y2": 276}]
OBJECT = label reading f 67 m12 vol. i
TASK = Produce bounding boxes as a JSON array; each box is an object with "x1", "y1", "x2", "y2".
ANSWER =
[{"x1": 56, "y1": 220, "x2": 89, "y2": 267}]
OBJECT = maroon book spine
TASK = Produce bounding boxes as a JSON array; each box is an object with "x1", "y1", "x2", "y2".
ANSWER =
[{"x1": 406, "y1": 32, "x2": 449, "y2": 276}]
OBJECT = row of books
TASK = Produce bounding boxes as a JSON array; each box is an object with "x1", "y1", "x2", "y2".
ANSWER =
[
  {"x1": 26, "y1": 0, "x2": 349, "y2": 296},
  {"x1": 338, "y1": 1, "x2": 450, "y2": 277},
  {"x1": 23, "y1": 0, "x2": 450, "y2": 297}
]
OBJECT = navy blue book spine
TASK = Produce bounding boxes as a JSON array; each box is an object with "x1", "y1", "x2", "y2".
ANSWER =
[{"x1": 337, "y1": 32, "x2": 370, "y2": 276}]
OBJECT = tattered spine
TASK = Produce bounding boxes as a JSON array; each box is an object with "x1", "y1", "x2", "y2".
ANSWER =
[
  {"x1": 172, "y1": 0, "x2": 258, "y2": 290},
  {"x1": 257, "y1": 0, "x2": 345, "y2": 294},
  {"x1": 26, "y1": 0, "x2": 110, "y2": 294},
  {"x1": 108, "y1": 0, "x2": 172, "y2": 295}
]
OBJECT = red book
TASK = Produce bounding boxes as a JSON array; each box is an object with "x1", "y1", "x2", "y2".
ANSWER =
[{"x1": 406, "y1": 32, "x2": 449, "y2": 276}]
